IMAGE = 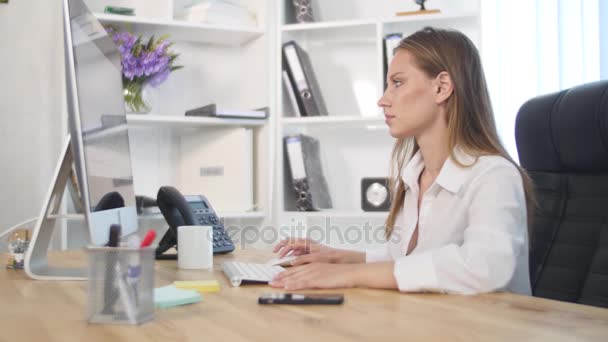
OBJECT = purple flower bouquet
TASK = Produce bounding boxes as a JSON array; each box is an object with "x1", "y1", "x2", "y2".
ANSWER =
[{"x1": 107, "y1": 27, "x2": 182, "y2": 113}]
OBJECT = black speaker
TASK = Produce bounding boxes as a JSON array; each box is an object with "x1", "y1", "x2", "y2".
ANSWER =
[
  {"x1": 293, "y1": 0, "x2": 314, "y2": 23},
  {"x1": 361, "y1": 178, "x2": 390, "y2": 211},
  {"x1": 293, "y1": 178, "x2": 314, "y2": 211}
]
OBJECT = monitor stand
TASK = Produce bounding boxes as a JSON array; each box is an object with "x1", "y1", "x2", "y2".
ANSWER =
[{"x1": 25, "y1": 135, "x2": 87, "y2": 280}]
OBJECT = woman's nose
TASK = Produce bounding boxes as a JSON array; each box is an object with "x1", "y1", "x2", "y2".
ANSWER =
[{"x1": 378, "y1": 92, "x2": 390, "y2": 108}]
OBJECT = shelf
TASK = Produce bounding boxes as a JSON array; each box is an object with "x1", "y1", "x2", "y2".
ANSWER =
[
  {"x1": 281, "y1": 115, "x2": 385, "y2": 125},
  {"x1": 94, "y1": 13, "x2": 265, "y2": 46},
  {"x1": 140, "y1": 211, "x2": 266, "y2": 220},
  {"x1": 281, "y1": 211, "x2": 388, "y2": 219},
  {"x1": 382, "y1": 12, "x2": 478, "y2": 25},
  {"x1": 282, "y1": 13, "x2": 477, "y2": 32},
  {"x1": 127, "y1": 114, "x2": 267, "y2": 128},
  {"x1": 282, "y1": 19, "x2": 376, "y2": 32},
  {"x1": 52, "y1": 211, "x2": 265, "y2": 221},
  {"x1": 83, "y1": 124, "x2": 128, "y2": 142}
]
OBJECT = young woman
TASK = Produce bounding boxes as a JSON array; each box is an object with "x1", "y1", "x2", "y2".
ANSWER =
[{"x1": 270, "y1": 27, "x2": 535, "y2": 295}]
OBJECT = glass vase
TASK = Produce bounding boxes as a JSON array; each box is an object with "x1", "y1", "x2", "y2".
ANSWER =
[{"x1": 123, "y1": 82, "x2": 152, "y2": 114}]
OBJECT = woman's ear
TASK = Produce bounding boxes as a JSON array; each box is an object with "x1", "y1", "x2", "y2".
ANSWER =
[{"x1": 434, "y1": 71, "x2": 454, "y2": 104}]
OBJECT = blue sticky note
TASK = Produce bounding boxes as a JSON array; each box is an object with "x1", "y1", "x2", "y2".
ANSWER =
[{"x1": 154, "y1": 285, "x2": 202, "y2": 309}]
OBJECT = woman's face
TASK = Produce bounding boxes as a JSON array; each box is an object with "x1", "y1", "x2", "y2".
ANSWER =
[{"x1": 378, "y1": 50, "x2": 442, "y2": 139}]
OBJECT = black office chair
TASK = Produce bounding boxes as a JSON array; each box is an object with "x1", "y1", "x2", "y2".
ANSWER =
[{"x1": 515, "y1": 80, "x2": 608, "y2": 308}]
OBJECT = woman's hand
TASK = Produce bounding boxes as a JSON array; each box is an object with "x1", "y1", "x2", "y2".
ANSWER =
[
  {"x1": 272, "y1": 237, "x2": 327, "y2": 257},
  {"x1": 272, "y1": 238, "x2": 365, "y2": 264},
  {"x1": 269, "y1": 263, "x2": 358, "y2": 290},
  {"x1": 269, "y1": 262, "x2": 398, "y2": 291}
]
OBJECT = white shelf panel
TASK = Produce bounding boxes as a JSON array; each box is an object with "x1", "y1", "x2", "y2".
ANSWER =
[
  {"x1": 94, "y1": 13, "x2": 265, "y2": 46},
  {"x1": 281, "y1": 115, "x2": 385, "y2": 125},
  {"x1": 127, "y1": 114, "x2": 267, "y2": 128},
  {"x1": 281, "y1": 211, "x2": 388, "y2": 219},
  {"x1": 282, "y1": 19, "x2": 376, "y2": 32},
  {"x1": 218, "y1": 211, "x2": 266, "y2": 220},
  {"x1": 282, "y1": 13, "x2": 477, "y2": 32},
  {"x1": 83, "y1": 124, "x2": 128, "y2": 142},
  {"x1": 140, "y1": 211, "x2": 265, "y2": 220},
  {"x1": 382, "y1": 12, "x2": 478, "y2": 25},
  {"x1": 54, "y1": 211, "x2": 265, "y2": 221}
]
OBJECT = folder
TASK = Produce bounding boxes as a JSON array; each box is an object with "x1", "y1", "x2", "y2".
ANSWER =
[
  {"x1": 282, "y1": 40, "x2": 328, "y2": 117},
  {"x1": 383, "y1": 33, "x2": 403, "y2": 90},
  {"x1": 283, "y1": 134, "x2": 332, "y2": 211},
  {"x1": 282, "y1": 70, "x2": 301, "y2": 117}
]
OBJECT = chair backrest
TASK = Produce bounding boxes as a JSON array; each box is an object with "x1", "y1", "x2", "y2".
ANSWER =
[{"x1": 515, "y1": 80, "x2": 608, "y2": 308}]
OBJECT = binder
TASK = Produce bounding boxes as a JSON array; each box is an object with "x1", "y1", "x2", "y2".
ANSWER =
[
  {"x1": 282, "y1": 40, "x2": 328, "y2": 116},
  {"x1": 383, "y1": 33, "x2": 403, "y2": 90},
  {"x1": 282, "y1": 70, "x2": 301, "y2": 117},
  {"x1": 284, "y1": 134, "x2": 332, "y2": 211}
]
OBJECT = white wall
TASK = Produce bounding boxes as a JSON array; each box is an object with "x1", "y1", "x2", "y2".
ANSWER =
[{"x1": 0, "y1": 1, "x2": 65, "y2": 247}]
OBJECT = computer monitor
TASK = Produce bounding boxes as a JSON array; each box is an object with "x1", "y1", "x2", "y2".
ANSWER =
[
  {"x1": 65, "y1": 0, "x2": 138, "y2": 245},
  {"x1": 25, "y1": 0, "x2": 140, "y2": 280}
]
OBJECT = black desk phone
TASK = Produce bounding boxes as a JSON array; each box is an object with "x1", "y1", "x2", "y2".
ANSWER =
[{"x1": 156, "y1": 186, "x2": 235, "y2": 259}]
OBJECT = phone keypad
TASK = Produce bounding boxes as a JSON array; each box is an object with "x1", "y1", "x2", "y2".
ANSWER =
[
  {"x1": 193, "y1": 213, "x2": 234, "y2": 253},
  {"x1": 187, "y1": 197, "x2": 235, "y2": 254}
]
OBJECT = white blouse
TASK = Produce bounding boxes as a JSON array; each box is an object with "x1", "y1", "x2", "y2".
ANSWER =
[{"x1": 366, "y1": 148, "x2": 532, "y2": 295}]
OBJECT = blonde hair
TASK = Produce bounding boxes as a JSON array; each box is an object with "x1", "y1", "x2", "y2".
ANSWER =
[{"x1": 384, "y1": 27, "x2": 535, "y2": 238}]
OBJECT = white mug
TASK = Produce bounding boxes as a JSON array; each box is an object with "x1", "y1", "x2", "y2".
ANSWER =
[{"x1": 177, "y1": 225, "x2": 213, "y2": 270}]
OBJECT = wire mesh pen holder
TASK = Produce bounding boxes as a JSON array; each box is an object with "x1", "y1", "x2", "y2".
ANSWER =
[{"x1": 86, "y1": 246, "x2": 155, "y2": 325}]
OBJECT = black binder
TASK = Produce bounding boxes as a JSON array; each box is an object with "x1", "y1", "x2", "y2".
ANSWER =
[
  {"x1": 283, "y1": 134, "x2": 332, "y2": 211},
  {"x1": 282, "y1": 40, "x2": 328, "y2": 117}
]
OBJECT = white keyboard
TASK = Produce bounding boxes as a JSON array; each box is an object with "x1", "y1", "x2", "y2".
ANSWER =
[{"x1": 222, "y1": 261, "x2": 284, "y2": 287}]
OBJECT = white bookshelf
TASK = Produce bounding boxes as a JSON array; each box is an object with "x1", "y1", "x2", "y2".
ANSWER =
[
  {"x1": 281, "y1": 12, "x2": 477, "y2": 32},
  {"x1": 94, "y1": 13, "x2": 264, "y2": 46},
  {"x1": 382, "y1": 12, "x2": 478, "y2": 25},
  {"x1": 62, "y1": 0, "x2": 274, "y2": 250},
  {"x1": 274, "y1": 0, "x2": 481, "y2": 242},
  {"x1": 127, "y1": 114, "x2": 267, "y2": 128},
  {"x1": 51, "y1": 211, "x2": 265, "y2": 221},
  {"x1": 65, "y1": 1, "x2": 481, "y2": 250},
  {"x1": 281, "y1": 19, "x2": 376, "y2": 32}
]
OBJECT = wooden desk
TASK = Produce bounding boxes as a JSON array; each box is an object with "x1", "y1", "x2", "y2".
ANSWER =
[{"x1": 2, "y1": 249, "x2": 607, "y2": 342}]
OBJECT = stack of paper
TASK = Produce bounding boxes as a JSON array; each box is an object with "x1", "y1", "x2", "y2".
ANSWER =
[
  {"x1": 154, "y1": 285, "x2": 202, "y2": 309},
  {"x1": 175, "y1": 0, "x2": 257, "y2": 28}
]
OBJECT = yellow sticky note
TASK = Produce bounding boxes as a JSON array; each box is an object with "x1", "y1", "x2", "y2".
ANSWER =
[{"x1": 173, "y1": 280, "x2": 221, "y2": 293}]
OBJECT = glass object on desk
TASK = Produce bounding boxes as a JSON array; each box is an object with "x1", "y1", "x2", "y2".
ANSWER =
[
  {"x1": 86, "y1": 246, "x2": 156, "y2": 325},
  {"x1": 6, "y1": 229, "x2": 30, "y2": 270}
]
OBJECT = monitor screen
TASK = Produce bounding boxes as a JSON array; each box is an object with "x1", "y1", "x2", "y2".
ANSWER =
[{"x1": 66, "y1": 0, "x2": 138, "y2": 245}]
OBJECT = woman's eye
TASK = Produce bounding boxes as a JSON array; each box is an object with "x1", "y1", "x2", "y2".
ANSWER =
[{"x1": 393, "y1": 80, "x2": 402, "y2": 87}]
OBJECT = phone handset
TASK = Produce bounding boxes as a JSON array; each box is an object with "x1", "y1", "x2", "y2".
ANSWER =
[{"x1": 156, "y1": 186, "x2": 195, "y2": 257}]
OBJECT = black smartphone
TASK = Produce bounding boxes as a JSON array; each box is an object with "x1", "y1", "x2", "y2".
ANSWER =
[{"x1": 258, "y1": 293, "x2": 344, "y2": 305}]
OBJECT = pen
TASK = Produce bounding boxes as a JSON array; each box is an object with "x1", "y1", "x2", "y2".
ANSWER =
[
  {"x1": 116, "y1": 263, "x2": 138, "y2": 324},
  {"x1": 140, "y1": 230, "x2": 156, "y2": 248},
  {"x1": 127, "y1": 235, "x2": 141, "y2": 304},
  {"x1": 107, "y1": 224, "x2": 121, "y2": 247},
  {"x1": 103, "y1": 224, "x2": 121, "y2": 314}
]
